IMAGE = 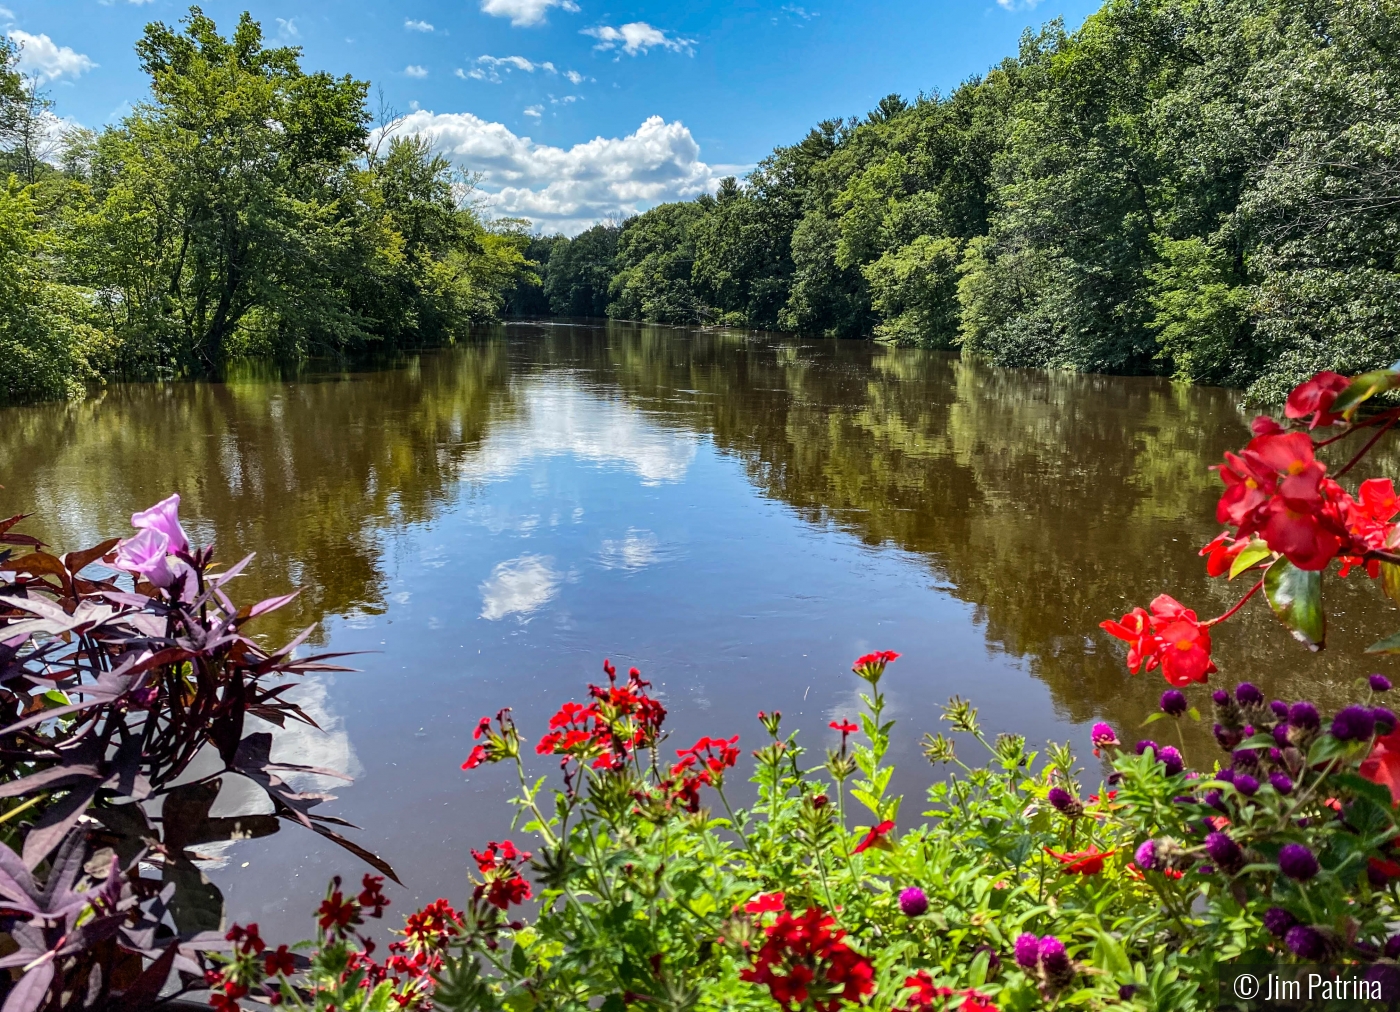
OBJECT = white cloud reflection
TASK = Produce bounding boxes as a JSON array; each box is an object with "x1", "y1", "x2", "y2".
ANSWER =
[
  {"x1": 459, "y1": 379, "x2": 697, "y2": 485},
  {"x1": 479, "y1": 554, "x2": 561, "y2": 620},
  {"x1": 597, "y1": 529, "x2": 668, "y2": 571}
]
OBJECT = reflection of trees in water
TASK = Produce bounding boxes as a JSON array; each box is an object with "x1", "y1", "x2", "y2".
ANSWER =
[
  {"x1": 0, "y1": 344, "x2": 518, "y2": 645},
  {"x1": 3, "y1": 322, "x2": 1397, "y2": 749},
  {"x1": 522, "y1": 322, "x2": 1400, "y2": 749}
]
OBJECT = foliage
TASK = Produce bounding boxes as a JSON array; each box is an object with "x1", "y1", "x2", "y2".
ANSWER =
[
  {"x1": 0, "y1": 495, "x2": 394, "y2": 1011},
  {"x1": 531, "y1": 0, "x2": 1400, "y2": 400}
]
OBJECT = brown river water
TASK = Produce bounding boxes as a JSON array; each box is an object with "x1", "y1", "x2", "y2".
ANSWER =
[{"x1": 1, "y1": 321, "x2": 1397, "y2": 939}]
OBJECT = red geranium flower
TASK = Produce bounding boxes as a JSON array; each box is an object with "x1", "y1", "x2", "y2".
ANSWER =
[
  {"x1": 829, "y1": 720, "x2": 859, "y2": 735},
  {"x1": 853, "y1": 650, "x2": 900, "y2": 673},
  {"x1": 1285, "y1": 371, "x2": 1351, "y2": 428},
  {"x1": 264, "y1": 945, "x2": 296, "y2": 978},
  {"x1": 1043, "y1": 845, "x2": 1115, "y2": 875},
  {"x1": 740, "y1": 908, "x2": 875, "y2": 1012},
  {"x1": 471, "y1": 841, "x2": 533, "y2": 910},
  {"x1": 745, "y1": 892, "x2": 786, "y2": 914},
  {"x1": 851, "y1": 820, "x2": 895, "y2": 855},
  {"x1": 904, "y1": 971, "x2": 999, "y2": 1012}
]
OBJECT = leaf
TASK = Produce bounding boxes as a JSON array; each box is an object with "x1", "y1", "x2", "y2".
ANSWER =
[
  {"x1": 1367, "y1": 631, "x2": 1400, "y2": 654},
  {"x1": 1334, "y1": 772, "x2": 1396, "y2": 812},
  {"x1": 1381, "y1": 563, "x2": 1400, "y2": 610},
  {"x1": 110, "y1": 942, "x2": 179, "y2": 1012},
  {"x1": 297, "y1": 817, "x2": 402, "y2": 885},
  {"x1": 1229, "y1": 540, "x2": 1273, "y2": 579},
  {"x1": 1140, "y1": 712, "x2": 1166, "y2": 726},
  {"x1": 1092, "y1": 930, "x2": 1131, "y2": 976},
  {"x1": 22, "y1": 782, "x2": 98, "y2": 870},
  {"x1": 2, "y1": 961, "x2": 54, "y2": 1012},
  {"x1": 62, "y1": 539, "x2": 120, "y2": 578},
  {"x1": 1330, "y1": 369, "x2": 1400, "y2": 418},
  {"x1": 1264, "y1": 559, "x2": 1325, "y2": 650}
]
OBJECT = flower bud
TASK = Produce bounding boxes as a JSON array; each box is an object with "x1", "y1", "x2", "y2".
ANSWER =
[
  {"x1": 1160, "y1": 690, "x2": 1187, "y2": 717},
  {"x1": 898, "y1": 887, "x2": 928, "y2": 917},
  {"x1": 1278, "y1": 843, "x2": 1319, "y2": 881},
  {"x1": 1014, "y1": 933, "x2": 1040, "y2": 970},
  {"x1": 1269, "y1": 772, "x2": 1294, "y2": 795},
  {"x1": 1331, "y1": 704, "x2": 1376, "y2": 742},
  {"x1": 1205, "y1": 831, "x2": 1245, "y2": 875},
  {"x1": 1284, "y1": 925, "x2": 1326, "y2": 960},
  {"x1": 1263, "y1": 907, "x2": 1297, "y2": 938},
  {"x1": 1375, "y1": 707, "x2": 1398, "y2": 735},
  {"x1": 1372, "y1": 674, "x2": 1393, "y2": 693}
]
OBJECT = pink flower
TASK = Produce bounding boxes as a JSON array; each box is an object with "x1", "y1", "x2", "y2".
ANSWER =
[
  {"x1": 131, "y1": 494, "x2": 190, "y2": 554},
  {"x1": 114, "y1": 528, "x2": 177, "y2": 588}
]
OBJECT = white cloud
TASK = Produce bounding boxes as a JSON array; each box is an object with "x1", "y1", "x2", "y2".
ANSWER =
[
  {"x1": 782, "y1": 4, "x2": 817, "y2": 18},
  {"x1": 386, "y1": 110, "x2": 726, "y2": 233},
  {"x1": 479, "y1": 554, "x2": 560, "y2": 621},
  {"x1": 464, "y1": 54, "x2": 558, "y2": 82},
  {"x1": 405, "y1": 64, "x2": 429, "y2": 78},
  {"x1": 0, "y1": 8, "x2": 13, "y2": 20},
  {"x1": 10, "y1": 31, "x2": 95, "y2": 83},
  {"x1": 598, "y1": 530, "x2": 672, "y2": 572},
  {"x1": 275, "y1": 17, "x2": 298, "y2": 38},
  {"x1": 33, "y1": 111, "x2": 81, "y2": 166},
  {"x1": 564, "y1": 69, "x2": 587, "y2": 84},
  {"x1": 523, "y1": 105, "x2": 542, "y2": 118},
  {"x1": 582, "y1": 22, "x2": 694, "y2": 56},
  {"x1": 404, "y1": 18, "x2": 435, "y2": 31},
  {"x1": 996, "y1": 0, "x2": 1043, "y2": 8},
  {"x1": 480, "y1": 0, "x2": 580, "y2": 27}
]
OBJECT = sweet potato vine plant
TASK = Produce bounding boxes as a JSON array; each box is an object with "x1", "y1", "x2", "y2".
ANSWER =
[{"x1": 22, "y1": 365, "x2": 1400, "y2": 1012}]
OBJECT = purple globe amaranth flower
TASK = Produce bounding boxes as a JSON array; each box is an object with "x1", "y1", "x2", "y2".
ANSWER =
[
  {"x1": 1331, "y1": 704, "x2": 1376, "y2": 742},
  {"x1": 131, "y1": 493, "x2": 190, "y2": 554},
  {"x1": 1235, "y1": 682, "x2": 1265, "y2": 707},
  {"x1": 973, "y1": 944, "x2": 1001, "y2": 976},
  {"x1": 1272, "y1": 723, "x2": 1291, "y2": 748},
  {"x1": 1135, "y1": 739, "x2": 1158, "y2": 756},
  {"x1": 1279, "y1": 843, "x2": 1320, "y2": 881},
  {"x1": 1090, "y1": 722, "x2": 1119, "y2": 750},
  {"x1": 1285, "y1": 925, "x2": 1327, "y2": 960},
  {"x1": 1037, "y1": 936, "x2": 1070, "y2": 977},
  {"x1": 1160, "y1": 690, "x2": 1187, "y2": 716},
  {"x1": 1270, "y1": 772, "x2": 1295, "y2": 795},
  {"x1": 1134, "y1": 840, "x2": 1159, "y2": 872},
  {"x1": 1289, "y1": 701, "x2": 1320, "y2": 730},
  {"x1": 1386, "y1": 934, "x2": 1400, "y2": 960},
  {"x1": 1374, "y1": 707, "x2": 1398, "y2": 735},
  {"x1": 1270, "y1": 700, "x2": 1290, "y2": 720},
  {"x1": 113, "y1": 527, "x2": 179, "y2": 589},
  {"x1": 1215, "y1": 767, "x2": 1236, "y2": 785},
  {"x1": 1372, "y1": 674, "x2": 1393, "y2": 693},
  {"x1": 1234, "y1": 773, "x2": 1260, "y2": 797},
  {"x1": 1269, "y1": 747, "x2": 1283, "y2": 762},
  {"x1": 1158, "y1": 745, "x2": 1184, "y2": 777},
  {"x1": 1212, "y1": 690, "x2": 1230, "y2": 706},
  {"x1": 898, "y1": 886, "x2": 928, "y2": 917},
  {"x1": 1204, "y1": 790, "x2": 1227, "y2": 813},
  {"x1": 1232, "y1": 748, "x2": 1260, "y2": 769},
  {"x1": 1263, "y1": 907, "x2": 1298, "y2": 938},
  {"x1": 1047, "y1": 787, "x2": 1075, "y2": 813},
  {"x1": 1014, "y1": 933, "x2": 1040, "y2": 970},
  {"x1": 1213, "y1": 724, "x2": 1243, "y2": 750},
  {"x1": 1205, "y1": 831, "x2": 1245, "y2": 875}
]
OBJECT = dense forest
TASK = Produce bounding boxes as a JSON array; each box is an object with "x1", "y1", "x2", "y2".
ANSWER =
[
  {"x1": 0, "y1": 8, "x2": 534, "y2": 405},
  {"x1": 511, "y1": 0, "x2": 1400, "y2": 403}
]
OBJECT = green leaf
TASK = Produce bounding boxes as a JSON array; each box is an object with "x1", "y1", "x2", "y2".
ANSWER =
[
  {"x1": 1366, "y1": 630, "x2": 1400, "y2": 654},
  {"x1": 1229, "y1": 540, "x2": 1273, "y2": 579},
  {"x1": 1329, "y1": 369, "x2": 1400, "y2": 418},
  {"x1": 1140, "y1": 712, "x2": 1166, "y2": 726},
  {"x1": 1333, "y1": 772, "x2": 1395, "y2": 811},
  {"x1": 1264, "y1": 559, "x2": 1325, "y2": 650},
  {"x1": 1187, "y1": 706, "x2": 1201, "y2": 722},
  {"x1": 849, "y1": 788, "x2": 882, "y2": 815},
  {"x1": 1382, "y1": 563, "x2": 1400, "y2": 610},
  {"x1": 1091, "y1": 930, "x2": 1131, "y2": 976}
]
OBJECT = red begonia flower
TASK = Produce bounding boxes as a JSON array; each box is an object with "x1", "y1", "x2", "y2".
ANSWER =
[
  {"x1": 851, "y1": 820, "x2": 895, "y2": 855},
  {"x1": 1284, "y1": 371, "x2": 1351, "y2": 428}
]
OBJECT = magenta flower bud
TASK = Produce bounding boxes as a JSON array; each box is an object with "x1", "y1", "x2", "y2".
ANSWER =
[
  {"x1": 1285, "y1": 925, "x2": 1326, "y2": 960},
  {"x1": 1090, "y1": 722, "x2": 1118, "y2": 749},
  {"x1": 1263, "y1": 907, "x2": 1297, "y2": 938},
  {"x1": 1205, "y1": 831, "x2": 1244, "y2": 875},
  {"x1": 1374, "y1": 707, "x2": 1397, "y2": 735},
  {"x1": 1215, "y1": 768, "x2": 1236, "y2": 785},
  {"x1": 1134, "y1": 840, "x2": 1158, "y2": 871},
  {"x1": 1270, "y1": 700, "x2": 1290, "y2": 720},
  {"x1": 1037, "y1": 936, "x2": 1069, "y2": 976},
  {"x1": 1235, "y1": 683, "x2": 1264, "y2": 706},
  {"x1": 1135, "y1": 739, "x2": 1158, "y2": 756},
  {"x1": 1272, "y1": 723, "x2": 1291, "y2": 748},
  {"x1": 1278, "y1": 843, "x2": 1319, "y2": 880},
  {"x1": 1232, "y1": 748, "x2": 1259, "y2": 769},
  {"x1": 1269, "y1": 772, "x2": 1294, "y2": 795},
  {"x1": 1204, "y1": 790, "x2": 1226, "y2": 813},
  {"x1": 1014, "y1": 933, "x2": 1040, "y2": 970},
  {"x1": 1331, "y1": 704, "x2": 1376, "y2": 742},
  {"x1": 1289, "y1": 702, "x2": 1320, "y2": 730},
  {"x1": 1212, "y1": 690, "x2": 1229, "y2": 706},
  {"x1": 1160, "y1": 690, "x2": 1187, "y2": 716},
  {"x1": 1372, "y1": 674, "x2": 1393, "y2": 693},
  {"x1": 1118, "y1": 985, "x2": 1137, "y2": 1000},
  {"x1": 1213, "y1": 724, "x2": 1243, "y2": 750},
  {"x1": 1047, "y1": 787, "x2": 1075, "y2": 813},
  {"x1": 1234, "y1": 773, "x2": 1260, "y2": 797},
  {"x1": 898, "y1": 886, "x2": 928, "y2": 917},
  {"x1": 1158, "y1": 745, "x2": 1184, "y2": 777}
]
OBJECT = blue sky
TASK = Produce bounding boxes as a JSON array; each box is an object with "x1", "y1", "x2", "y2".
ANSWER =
[{"x1": 12, "y1": 0, "x2": 1098, "y2": 233}]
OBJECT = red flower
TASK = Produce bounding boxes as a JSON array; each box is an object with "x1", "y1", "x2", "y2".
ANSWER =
[
  {"x1": 853, "y1": 651, "x2": 900, "y2": 673},
  {"x1": 676, "y1": 735, "x2": 741, "y2": 778},
  {"x1": 1361, "y1": 728, "x2": 1400, "y2": 806},
  {"x1": 904, "y1": 971, "x2": 999, "y2": 1012},
  {"x1": 462, "y1": 709, "x2": 518, "y2": 770},
  {"x1": 1199, "y1": 532, "x2": 1250, "y2": 578},
  {"x1": 226, "y1": 922, "x2": 266, "y2": 956},
  {"x1": 471, "y1": 841, "x2": 533, "y2": 909},
  {"x1": 1100, "y1": 595, "x2": 1215, "y2": 686},
  {"x1": 1251, "y1": 415, "x2": 1285, "y2": 436},
  {"x1": 745, "y1": 892, "x2": 786, "y2": 914},
  {"x1": 851, "y1": 820, "x2": 895, "y2": 855},
  {"x1": 473, "y1": 717, "x2": 491, "y2": 740},
  {"x1": 740, "y1": 908, "x2": 875, "y2": 1012},
  {"x1": 264, "y1": 945, "x2": 296, "y2": 978},
  {"x1": 358, "y1": 874, "x2": 389, "y2": 918},
  {"x1": 1284, "y1": 371, "x2": 1351, "y2": 429},
  {"x1": 829, "y1": 720, "x2": 859, "y2": 735},
  {"x1": 461, "y1": 745, "x2": 487, "y2": 770},
  {"x1": 317, "y1": 889, "x2": 362, "y2": 936},
  {"x1": 1043, "y1": 845, "x2": 1115, "y2": 875}
]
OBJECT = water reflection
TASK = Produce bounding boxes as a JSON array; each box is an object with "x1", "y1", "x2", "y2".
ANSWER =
[{"x1": 2, "y1": 321, "x2": 1397, "y2": 936}]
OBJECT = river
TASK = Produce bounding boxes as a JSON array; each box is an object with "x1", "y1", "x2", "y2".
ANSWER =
[{"x1": 1, "y1": 321, "x2": 1395, "y2": 939}]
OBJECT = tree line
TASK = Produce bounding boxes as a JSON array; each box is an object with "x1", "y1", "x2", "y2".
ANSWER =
[
  {"x1": 510, "y1": 0, "x2": 1400, "y2": 403},
  {"x1": 1, "y1": 7, "x2": 534, "y2": 405}
]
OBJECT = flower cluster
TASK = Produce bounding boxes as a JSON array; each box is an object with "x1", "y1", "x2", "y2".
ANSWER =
[
  {"x1": 667, "y1": 733, "x2": 741, "y2": 812},
  {"x1": 532, "y1": 660, "x2": 667, "y2": 772},
  {"x1": 1012, "y1": 933, "x2": 1075, "y2": 1000},
  {"x1": 1100, "y1": 594, "x2": 1216, "y2": 686},
  {"x1": 903, "y1": 970, "x2": 998, "y2": 1012},
  {"x1": 461, "y1": 708, "x2": 521, "y2": 770},
  {"x1": 739, "y1": 907, "x2": 876, "y2": 1012},
  {"x1": 470, "y1": 840, "x2": 533, "y2": 910}
]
